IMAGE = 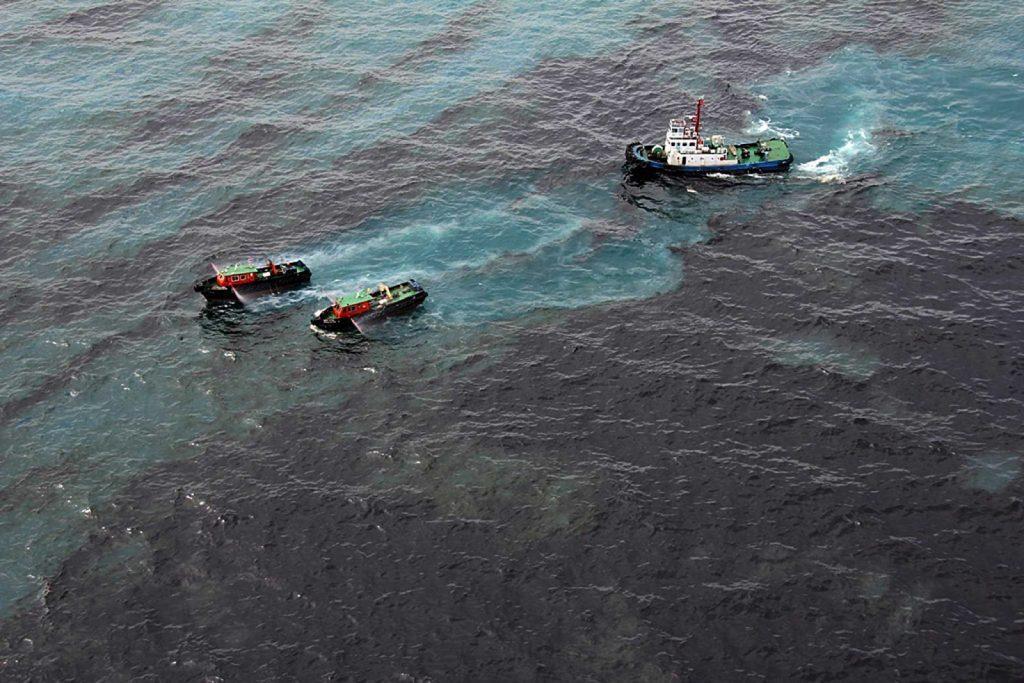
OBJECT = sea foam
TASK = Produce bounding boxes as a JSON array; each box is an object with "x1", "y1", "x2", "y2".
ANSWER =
[
  {"x1": 796, "y1": 128, "x2": 873, "y2": 183},
  {"x1": 745, "y1": 117, "x2": 800, "y2": 140}
]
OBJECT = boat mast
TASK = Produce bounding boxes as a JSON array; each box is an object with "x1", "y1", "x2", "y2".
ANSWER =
[{"x1": 694, "y1": 97, "x2": 704, "y2": 135}]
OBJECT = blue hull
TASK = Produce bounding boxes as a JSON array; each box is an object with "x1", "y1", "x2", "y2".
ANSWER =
[{"x1": 625, "y1": 143, "x2": 793, "y2": 176}]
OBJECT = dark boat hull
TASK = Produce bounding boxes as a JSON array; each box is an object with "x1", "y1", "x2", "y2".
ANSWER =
[
  {"x1": 312, "y1": 290, "x2": 427, "y2": 333},
  {"x1": 625, "y1": 142, "x2": 794, "y2": 176},
  {"x1": 194, "y1": 261, "x2": 311, "y2": 302}
]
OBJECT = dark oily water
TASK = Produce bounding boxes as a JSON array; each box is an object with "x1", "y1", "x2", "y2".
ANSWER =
[{"x1": 1, "y1": 0, "x2": 1023, "y2": 680}]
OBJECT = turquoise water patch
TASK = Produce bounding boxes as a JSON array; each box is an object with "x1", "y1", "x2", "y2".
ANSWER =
[
  {"x1": 368, "y1": 448, "x2": 600, "y2": 539},
  {"x1": 963, "y1": 452, "x2": 1020, "y2": 493},
  {"x1": 761, "y1": 332, "x2": 881, "y2": 380},
  {"x1": 749, "y1": 26, "x2": 1024, "y2": 212},
  {"x1": 299, "y1": 176, "x2": 714, "y2": 325}
]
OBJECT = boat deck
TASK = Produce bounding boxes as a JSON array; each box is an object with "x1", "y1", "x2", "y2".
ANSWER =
[
  {"x1": 633, "y1": 137, "x2": 791, "y2": 169},
  {"x1": 724, "y1": 139, "x2": 791, "y2": 163},
  {"x1": 334, "y1": 282, "x2": 421, "y2": 308}
]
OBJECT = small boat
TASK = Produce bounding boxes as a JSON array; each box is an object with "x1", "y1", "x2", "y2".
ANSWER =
[
  {"x1": 625, "y1": 98, "x2": 793, "y2": 176},
  {"x1": 311, "y1": 280, "x2": 427, "y2": 333},
  {"x1": 193, "y1": 259, "x2": 311, "y2": 302}
]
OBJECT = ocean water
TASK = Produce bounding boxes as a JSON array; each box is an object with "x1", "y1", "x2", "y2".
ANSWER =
[{"x1": 1, "y1": 0, "x2": 1023, "y2": 679}]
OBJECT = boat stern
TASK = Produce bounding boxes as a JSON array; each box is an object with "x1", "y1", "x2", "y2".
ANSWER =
[
  {"x1": 762, "y1": 137, "x2": 793, "y2": 168},
  {"x1": 625, "y1": 141, "x2": 646, "y2": 164}
]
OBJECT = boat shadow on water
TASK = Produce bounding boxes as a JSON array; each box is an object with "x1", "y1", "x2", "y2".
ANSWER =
[
  {"x1": 196, "y1": 303, "x2": 300, "y2": 342},
  {"x1": 196, "y1": 285, "x2": 315, "y2": 331},
  {"x1": 197, "y1": 303, "x2": 377, "y2": 358},
  {"x1": 310, "y1": 305, "x2": 432, "y2": 345},
  {"x1": 618, "y1": 170, "x2": 782, "y2": 219}
]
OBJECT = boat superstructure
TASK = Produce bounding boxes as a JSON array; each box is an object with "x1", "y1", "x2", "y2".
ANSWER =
[{"x1": 626, "y1": 98, "x2": 793, "y2": 175}]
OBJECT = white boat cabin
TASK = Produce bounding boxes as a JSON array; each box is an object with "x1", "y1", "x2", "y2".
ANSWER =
[{"x1": 661, "y1": 99, "x2": 738, "y2": 168}]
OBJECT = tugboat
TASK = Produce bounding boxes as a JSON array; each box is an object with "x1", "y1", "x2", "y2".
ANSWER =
[
  {"x1": 193, "y1": 259, "x2": 311, "y2": 302},
  {"x1": 311, "y1": 280, "x2": 427, "y2": 333},
  {"x1": 625, "y1": 98, "x2": 793, "y2": 175}
]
